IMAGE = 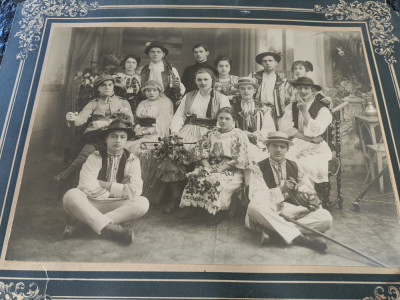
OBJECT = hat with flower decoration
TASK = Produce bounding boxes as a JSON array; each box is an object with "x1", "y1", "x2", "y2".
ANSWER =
[{"x1": 144, "y1": 41, "x2": 169, "y2": 56}]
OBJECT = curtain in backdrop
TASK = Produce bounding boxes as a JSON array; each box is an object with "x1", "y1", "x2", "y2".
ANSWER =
[
  {"x1": 55, "y1": 28, "x2": 104, "y2": 153},
  {"x1": 239, "y1": 28, "x2": 259, "y2": 76}
]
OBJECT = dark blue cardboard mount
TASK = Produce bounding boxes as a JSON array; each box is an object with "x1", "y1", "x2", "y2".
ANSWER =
[{"x1": 0, "y1": 0, "x2": 400, "y2": 298}]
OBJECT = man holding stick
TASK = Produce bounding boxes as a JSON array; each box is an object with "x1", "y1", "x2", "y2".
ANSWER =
[{"x1": 245, "y1": 131, "x2": 333, "y2": 252}]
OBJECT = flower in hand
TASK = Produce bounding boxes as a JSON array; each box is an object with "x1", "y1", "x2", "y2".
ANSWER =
[{"x1": 281, "y1": 177, "x2": 296, "y2": 195}]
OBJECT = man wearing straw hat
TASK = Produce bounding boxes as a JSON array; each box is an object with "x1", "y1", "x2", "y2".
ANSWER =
[
  {"x1": 63, "y1": 117, "x2": 149, "y2": 245},
  {"x1": 245, "y1": 131, "x2": 333, "y2": 252}
]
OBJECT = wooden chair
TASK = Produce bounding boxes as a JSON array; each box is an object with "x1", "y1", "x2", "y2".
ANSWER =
[{"x1": 314, "y1": 102, "x2": 348, "y2": 209}]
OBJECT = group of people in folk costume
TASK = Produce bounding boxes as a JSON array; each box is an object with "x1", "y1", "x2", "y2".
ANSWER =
[{"x1": 56, "y1": 40, "x2": 333, "y2": 251}]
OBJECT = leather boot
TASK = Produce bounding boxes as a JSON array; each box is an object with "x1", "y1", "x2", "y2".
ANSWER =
[
  {"x1": 101, "y1": 223, "x2": 133, "y2": 245},
  {"x1": 162, "y1": 197, "x2": 180, "y2": 214},
  {"x1": 53, "y1": 166, "x2": 77, "y2": 183},
  {"x1": 293, "y1": 234, "x2": 327, "y2": 252}
]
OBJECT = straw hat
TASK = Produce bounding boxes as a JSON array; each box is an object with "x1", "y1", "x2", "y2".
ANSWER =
[{"x1": 263, "y1": 131, "x2": 294, "y2": 147}]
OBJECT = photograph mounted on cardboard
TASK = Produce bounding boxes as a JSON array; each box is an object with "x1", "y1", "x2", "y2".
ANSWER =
[{"x1": 3, "y1": 22, "x2": 400, "y2": 269}]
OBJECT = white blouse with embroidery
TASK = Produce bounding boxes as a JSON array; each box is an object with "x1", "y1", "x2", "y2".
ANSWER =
[
  {"x1": 169, "y1": 91, "x2": 230, "y2": 133},
  {"x1": 281, "y1": 99, "x2": 332, "y2": 137}
]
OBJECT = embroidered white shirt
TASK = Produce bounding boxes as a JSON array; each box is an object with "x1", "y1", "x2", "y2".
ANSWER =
[
  {"x1": 260, "y1": 73, "x2": 276, "y2": 104},
  {"x1": 148, "y1": 61, "x2": 165, "y2": 89}
]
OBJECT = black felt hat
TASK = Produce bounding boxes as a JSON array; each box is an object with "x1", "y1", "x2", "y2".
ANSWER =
[
  {"x1": 93, "y1": 74, "x2": 115, "y2": 88},
  {"x1": 101, "y1": 116, "x2": 135, "y2": 139},
  {"x1": 290, "y1": 76, "x2": 322, "y2": 91},
  {"x1": 255, "y1": 51, "x2": 282, "y2": 64},
  {"x1": 144, "y1": 41, "x2": 169, "y2": 56}
]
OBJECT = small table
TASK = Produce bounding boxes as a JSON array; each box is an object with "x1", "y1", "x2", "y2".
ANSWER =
[
  {"x1": 366, "y1": 144, "x2": 386, "y2": 193},
  {"x1": 354, "y1": 114, "x2": 382, "y2": 170},
  {"x1": 343, "y1": 95, "x2": 364, "y2": 120}
]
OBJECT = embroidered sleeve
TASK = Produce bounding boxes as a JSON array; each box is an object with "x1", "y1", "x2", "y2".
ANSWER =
[
  {"x1": 121, "y1": 99, "x2": 134, "y2": 119},
  {"x1": 109, "y1": 156, "x2": 143, "y2": 199},
  {"x1": 220, "y1": 94, "x2": 231, "y2": 109},
  {"x1": 194, "y1": 130, "x2": 214, "y2": 160},
  {"x1": 303, "y1": 107, "x2": 332, "y2": 137},
  {"x1": 169, "y1": 94, "x2": 187, "y2": 133},
  {"x1": 297, "y1": 165, "x2": 315, "y2": 191},
  {"x1": 259, "y1": 107, "x2": 277, "y2": 139},
  {"x1": 78, "y1": 153, "x2": 110, "y2": 200},
  {"x1": 230, "y1": 75, "x2": 239, "y2": 94},
  {"x1": 230, "y1": 129, "x2": 252, "y2": 169},
  {"x1": 172, "y1": 67, "x2": 186, "y2": 95},
  {"x1": 248, "y1": 166, "x2": 284, "y2": 210},
  {"x1": 75, "y1": 101, "x2": 97, "y2": 126},
  {"x1": 287, "y1": 83, "x2": 297, "y2": 105},
  {"x1": 280, "y1": 104, "x2": 299, "y2": 137},
  {"x1": 282, "y1": 79, "x2": 294, "y2": 107}
]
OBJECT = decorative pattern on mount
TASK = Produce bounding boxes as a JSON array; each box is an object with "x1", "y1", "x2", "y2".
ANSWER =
[
  {"x1": 0, "y1": 281, "x2": 51, "y2": 299},
  {"x1": 363, "y1": 286, "x2": 400, "y2": 300},
  {"x1": 314, "y1": 0, "x2": 399, "y2": 64},
  {"x1": 15, "y1": 0, "x2": 99, "y2": 60}
]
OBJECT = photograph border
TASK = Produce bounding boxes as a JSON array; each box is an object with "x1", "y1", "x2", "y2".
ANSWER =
[{"x1": 0, "y1": 0, "x2": 400, "y2": 298}]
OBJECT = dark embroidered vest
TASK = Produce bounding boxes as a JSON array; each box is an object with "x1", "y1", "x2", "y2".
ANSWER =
[
  {"x1": 253, "y1": 71, "x2": 285, "y2": 118},
  {"x1": 97, "y1": 148, "x2": 131, "y2": 183},
  {"x1": 140, "y1": 64, "x2": 171, "y2": 94},
  {"x1": 232, "y1": 97, "x2": 262, "y2": 133},
  {"x1": 292, "y1": 98, "x2": 330, "y2": 143},
  {"x1": 258, "y1": 158, "x2": 298, "y2": 189}
]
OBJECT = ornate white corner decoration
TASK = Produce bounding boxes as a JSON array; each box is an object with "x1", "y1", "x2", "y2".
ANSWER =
[
  {"x1": 0, "y1": 281, "x2": 51, "y2": 299},
  {"x1": 363, "y1": 285, "x2": 400, "y2": 300},
  {"x1": 315, "y1": 0, "x2": 399, "y2": 64},
  {"x1": 14, "y1": 0, "x2": 99, "y2": 60}
]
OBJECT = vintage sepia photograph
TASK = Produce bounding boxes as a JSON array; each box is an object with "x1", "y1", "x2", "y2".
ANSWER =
[{"x1": 3, "y1": 23, "x2": 400, "y2": 268}]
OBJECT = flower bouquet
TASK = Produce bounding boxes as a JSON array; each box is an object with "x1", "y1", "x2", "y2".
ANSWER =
[
  {"x1": 72, "y1": 68, "x2": 98, "y2": 111},
  {"x1": 141, "y1": 135, "x2": 194, "y2": 182}
]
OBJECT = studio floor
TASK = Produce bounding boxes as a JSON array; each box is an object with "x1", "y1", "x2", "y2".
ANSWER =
[{"x1": 5, "y1": 155, "x2": 400, "y2": 267}]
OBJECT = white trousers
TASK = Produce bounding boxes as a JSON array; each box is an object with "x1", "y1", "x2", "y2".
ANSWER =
[
  {"x1": 246, "y1": 198, "x2": 332, "y2": 244},
  {"x1": 63, "y1": 188, "x2": 149, "y2": 234}
]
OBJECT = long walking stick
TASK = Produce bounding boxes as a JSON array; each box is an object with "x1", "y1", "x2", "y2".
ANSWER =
[{"x1": 281, "y1": 214, "x2": 388, "y2": 267}]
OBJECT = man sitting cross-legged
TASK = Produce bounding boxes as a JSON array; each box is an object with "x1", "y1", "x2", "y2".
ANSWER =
[
  {"x1": 245, "y1": 131, "x2": 333, "y2": 252},
  {"x1": 63, "y1": 116, "x2": 149, "y2": 245}
]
